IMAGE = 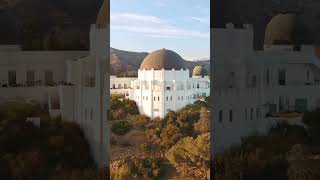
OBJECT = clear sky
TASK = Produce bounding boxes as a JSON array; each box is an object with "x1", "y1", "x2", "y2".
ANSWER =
[{"x1": 110, "y1": 0, "x2": 210, "y2": 61}]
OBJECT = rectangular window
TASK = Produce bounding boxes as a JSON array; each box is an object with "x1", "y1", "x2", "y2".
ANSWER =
[
  {"x1": 245, "y1": 108, "x2": 247, "y2": 120},
  {"x1": 166, "y1": 87, "x2": 170, "y2": 90},
  {"x1": 84, "y1": 108, "x2": 87, "y2": 121},
  {"x1": 278, "y1": 69, "x2": 286, "y2": 86},
  {"x1": 266, "y1": 69, "x2": 270, "y2": 85},
  {"x1": 44, "y1": 70, "x2": 53, "y2": 86},
  {"x1": 8, "y1": 70, "x2": 16, "y2": 86},
  {"x1": 158, "y1": 97, "x2": 160, "y2": 101},
  {"x1": 252, "y1": 75, "x2": 257, "y2": 88},
  {"x1": 26, "y1": 70, "x2": 35, "y2": 86},
  {"x1": 229, "y1": 110, "x2": 233, "y2": 122},
  {"x1": 112, "y1": 84, "x2": 115, "y2": 89},
  {"x1": 124, "y1": 84, "x2": 127, "y2": 89},
  {"x1": 250, "y1": 108, "x2": 253, "y2": 120},
  {"x1": 256, "y1": 108, "x2": 260, "y2": 119},
  {"x1": 154, "y1": 109, "x2": 159, "y2": 112},
  {"x1": 219, "y1": 110, "x2": 223, "y2": 123},
  {"x1": 90, "y1": 108, "x2": 93, "y2": 120},
  {"x1": 170, "y1": 96, "x2": 172, "y2": 101},
  {"x1": 166, "y1": 97, "x2": 168, "y2": 101},
  {"x1": 178, "y1": 96, "x2": 180, "y2": 100}
]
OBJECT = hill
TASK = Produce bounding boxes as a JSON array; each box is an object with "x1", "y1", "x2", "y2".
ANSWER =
[{"x1": 110, "y1": 48, "x2": 210, "y2": 77}]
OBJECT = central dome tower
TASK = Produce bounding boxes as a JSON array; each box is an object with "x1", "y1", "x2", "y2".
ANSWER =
[{"x1": 140, "y1": 48, "x2": 185, "y2": 70}]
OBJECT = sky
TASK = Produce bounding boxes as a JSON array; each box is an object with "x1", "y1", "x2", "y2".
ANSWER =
[{"x1": 110, "y1": 0, "x2": 210, "y2": 61}]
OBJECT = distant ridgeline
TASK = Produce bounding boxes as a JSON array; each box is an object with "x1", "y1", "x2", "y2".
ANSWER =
[{"x1": 110, "y1": 48, "x2": 210, "y2": 76}]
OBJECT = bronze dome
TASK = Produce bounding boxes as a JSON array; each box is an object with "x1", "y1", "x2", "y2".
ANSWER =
[
  {"x1": 192, "y1": 65, "x2": 207, "y2": 76},
  {"x1": 140, "y1": 48, "x2": 185, "y2": 70},
  {"x1": 264, "y1": 13, "x2": 313, "y2": 45}
]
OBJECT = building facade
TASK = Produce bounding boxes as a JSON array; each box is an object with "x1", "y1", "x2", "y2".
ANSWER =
[
  {"x1": 0, "y1": 0, "x2": 109, "y2": 168},
  {"x1": 111, "y1": 48, "x2": 210, "y2": 119},
  {"x1": 212, "y1": 17, "x2": 320, "y2": 154}
]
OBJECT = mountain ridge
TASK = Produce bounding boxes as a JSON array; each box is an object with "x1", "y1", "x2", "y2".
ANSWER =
[{"x1": 110, "y1": 47, "x2": 210, "y2": 77}]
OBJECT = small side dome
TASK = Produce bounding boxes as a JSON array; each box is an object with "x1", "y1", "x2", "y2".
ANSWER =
[
  {"x1": 140, "y1": 48, "x2": 185, "y2": 70},
  {"x1": 192, "y1": 65, "x2": 207, "y2": 77}
]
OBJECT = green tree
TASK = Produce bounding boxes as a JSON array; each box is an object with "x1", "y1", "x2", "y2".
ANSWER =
[
  {"x1": 166, "y1": 133, "x2": 210, "y2": 179},
  {"x1": 160, "y1": 124, "x2": 183, "y2": 149},
  {"x1": 194, "y1": 108, "x2": 210, "y2": 134},
  {"x1": 111, "y1": 120, "x2": 132, "y2": 135}
]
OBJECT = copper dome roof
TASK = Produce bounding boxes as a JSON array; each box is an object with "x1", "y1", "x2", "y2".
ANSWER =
[
  {"x1": 264, "y1": 14, "x2": 313, "y2": 45},
  {"x1": 140, "y1": 48, "x2": 185, "y2": 70},
  {"x1": 192, "y1": 65, "x2": 208, "y2": 76}
]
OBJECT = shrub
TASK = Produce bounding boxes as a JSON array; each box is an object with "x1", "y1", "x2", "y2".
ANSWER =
[
  {"x1": 130, "y1": 115, "x2": 150, "y2": 128},
  {"x1": 160, "y1": 124, "x2": 183, "y2": 149},
  {"x1": 111, "y1": 121, "x2": 132, "y2": 136},
  {"x1": 110, "y1": 95, "x2": 139, "y2": 120},
  {"x1": 166, "y1": 133, "x2": 210, "y2": 179},
  {"x1": 194, "y1": 108, "x2": 210, "y2": 134},
  {"x1": 113, "y1": 163, "x2": 131, "y2": 180}
]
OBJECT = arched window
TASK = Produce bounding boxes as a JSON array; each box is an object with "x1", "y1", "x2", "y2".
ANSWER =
[
  {"x1": 219, "y1": 110, "x2": 223, "y2": 123},
  {"x1": 197, "y1": 84, "x2": 200, "y2": 89}
]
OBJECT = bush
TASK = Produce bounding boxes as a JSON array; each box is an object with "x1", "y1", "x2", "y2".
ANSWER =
[
  {"x1": 194, "y1": 108, "x2": 210, "y2": 134},
  {"x1": 113, "y1": 163, "x2": 131, "y2": 180},
  {"x1": 166, "y1": 133, "x2": 210, "y2": 179},
  {"x1": 0, "y1": 102, "x2": 96, "y2": 180},
  {"x1": 160, "y1": 124, "x2": 183, "y2": 149},
  {"x1": 110, "y1": 95, "x2": 139, "y2": 120},
  {"x1": 111, "y1": 121, "x2": 132, "y2": 136},
  {"x1": 130, "y1": 115, "x2": 150, "y2": 128}
]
